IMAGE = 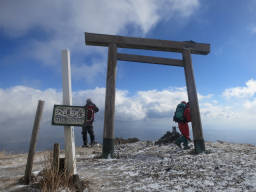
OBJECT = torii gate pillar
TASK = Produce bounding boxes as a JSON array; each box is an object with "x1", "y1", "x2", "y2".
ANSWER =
[
  {"x1": 102, "y1": 44, "x2": 117, "y2": 158},
  {"x1": 183, "y1": 49, "x2": 205, "y2": 153}
]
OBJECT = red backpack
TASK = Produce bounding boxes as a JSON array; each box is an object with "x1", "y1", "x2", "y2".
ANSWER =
[{"x1": 86, "y1": 104, "x2": 95, "y2": 123}]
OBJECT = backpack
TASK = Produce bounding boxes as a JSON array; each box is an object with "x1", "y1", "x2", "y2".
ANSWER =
[
  {"x1": 85, "y1": 104, "x2": 95, "y2": 123},
  {"x1": 173, "y1": 102, "x2": 186, "y2": 123}
]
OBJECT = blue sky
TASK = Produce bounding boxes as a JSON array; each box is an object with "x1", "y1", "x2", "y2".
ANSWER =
[{"x1": 1, "y1": 0, "x2": 256, "y2": 152}]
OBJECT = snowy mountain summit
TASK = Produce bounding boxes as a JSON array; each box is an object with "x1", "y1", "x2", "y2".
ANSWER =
[{"x1": 1, "y1": 140, "x2": 256, "y2": 192}]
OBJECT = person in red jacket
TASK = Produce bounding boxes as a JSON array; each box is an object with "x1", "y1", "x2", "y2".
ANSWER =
[
  {"x1": 82, "y1": 98, "x2": 99, "y2": 147},
  {"x1": 175, "y1": 101, "x2": 191, "y2": 149}
]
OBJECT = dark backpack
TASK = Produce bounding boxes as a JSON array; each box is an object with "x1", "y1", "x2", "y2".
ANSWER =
[{"x1": 173, "y1": 103, "x2": 186, "y2": 123}]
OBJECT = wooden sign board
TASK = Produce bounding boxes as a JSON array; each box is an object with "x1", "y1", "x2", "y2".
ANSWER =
[{"x1": 52, "y1": 105, "x2": 85, "y2": 126}]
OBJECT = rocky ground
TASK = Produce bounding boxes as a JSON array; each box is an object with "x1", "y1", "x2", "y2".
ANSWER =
[{"x1": 1, "y1": 138, "x2": 256, "y2": 192}]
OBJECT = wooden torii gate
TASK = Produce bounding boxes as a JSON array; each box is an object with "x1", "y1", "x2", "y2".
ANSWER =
[{"x1": 84, "y1": 32, "x2": 210, "y2": 157}]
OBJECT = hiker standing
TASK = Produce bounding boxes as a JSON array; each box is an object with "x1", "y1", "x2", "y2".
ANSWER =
[
  {"x1": 82, "y1": 98, "x2": 99, "y2": 147},
  {"x1": 173, "y1": 101, "x2": 191, "y2": 149}
]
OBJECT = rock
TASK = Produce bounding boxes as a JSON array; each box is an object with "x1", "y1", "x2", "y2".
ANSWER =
[
  {"x1": 155, "y1": 130, "x2": 180, "y2": 145},
  {"x1": 114, "y1": 137, "x2": 140, "y2": 145}
]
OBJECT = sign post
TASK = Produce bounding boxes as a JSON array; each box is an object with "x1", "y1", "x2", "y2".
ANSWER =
[{"x1": 61, "y1": 49, "x2": 77, "y2": 175}]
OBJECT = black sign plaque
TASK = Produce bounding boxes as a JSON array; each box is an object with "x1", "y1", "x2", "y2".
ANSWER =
[{"x1": 52, "y1": 105, "x2": 85, "y2": 126}]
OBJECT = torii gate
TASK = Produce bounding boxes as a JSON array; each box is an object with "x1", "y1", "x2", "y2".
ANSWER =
[{"x1": 84, "y1": 32, "x2": 210, "y2": 157}]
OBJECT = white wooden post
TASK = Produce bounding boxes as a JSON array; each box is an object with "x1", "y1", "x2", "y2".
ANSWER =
[{"x1": 61, "y1": 49, "x2": 77, "y2": 174}]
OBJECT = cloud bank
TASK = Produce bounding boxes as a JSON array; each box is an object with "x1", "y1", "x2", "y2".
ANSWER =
[
  {"x1": 223, "y1": 79, "x2": 256, "y2": 98},
  {"x1": 1, "y1": 78, "x2": 256, "y2": 152}
]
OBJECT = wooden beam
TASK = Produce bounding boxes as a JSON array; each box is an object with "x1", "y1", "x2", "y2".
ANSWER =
[
  {"x1": 183, "y1": 49, "x2": 205, "y2": 154},
  {"x1": 117, "y1": 53, "x2": 184, "y2": 67},
  {"x1": 85, "y1": 32, "x2": 210, "y2": 55},
  {"x1": 102, "y1": 43, "x2": 117, "y2": 158}
]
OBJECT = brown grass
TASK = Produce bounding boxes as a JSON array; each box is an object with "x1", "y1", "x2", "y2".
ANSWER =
[{"x1": 37, "y1": 152, "x2": 72, "y2": 192}]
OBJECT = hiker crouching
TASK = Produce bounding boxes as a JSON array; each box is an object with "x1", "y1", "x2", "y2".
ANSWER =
[
  {"x1": 82, "y1": 98, "x2": 99, "y2": 147},
  {"x1": 173, "y1": 101, "x2": 191, "y2": 150}
]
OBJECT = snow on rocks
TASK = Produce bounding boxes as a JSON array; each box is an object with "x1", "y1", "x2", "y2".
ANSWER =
[
  {"x1": 0, "y1": 141, "x2": 256, "y2": 191},
  {"x1": 76, "y1": 141, "x2": 256, "y2": 192}
]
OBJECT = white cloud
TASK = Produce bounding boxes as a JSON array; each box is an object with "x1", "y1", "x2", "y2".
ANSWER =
[
  {"x1": 137, "y1": 88, "x2": 186, "y2": 113},
  {"x1": 0, "y1": 0, "x2": 199, "y2": 37},
  {"x1": 1, "y1": 80, "x2": 256, "y2": 133},
  {"x1": 204, "y1": 78, "x2": 256, "y2": 129},
  {"x1": 0, "y1": 0, "x2": 200, "y2": 81},
  {"x1": 223, "y1": 79, "x2": 256, "y2": 98},
  {"x1": 2, "y1": 79, "x2": 256, "y2": 150},
  {"x1": 0, "y1": 83, "x2": 249, "y2": 132},
  {"x1": 0, "y1": 86, "x2": 184, "y2": 130},
  {"x1": 200, "y1": 102, "x2": 238, "y2": 120},
  {"x1": 72, "y1": 58, "x2": 107, "y2": 83},
  {"x1": 161, "y1": 0, "x2": 200, "y2": 18},
  {"x1": 1, "y1": 83, "x2": 250, "y2": 131},
  {"x1": 0, "y1": 86, "x2": 61, "y2": 125}
]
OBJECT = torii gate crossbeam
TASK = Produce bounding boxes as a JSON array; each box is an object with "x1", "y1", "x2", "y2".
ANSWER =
[{"x1": 84, "y1": 32, "x2": 210, "y2": 157}]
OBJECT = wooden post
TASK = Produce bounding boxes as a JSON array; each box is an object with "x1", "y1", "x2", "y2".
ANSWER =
[
  {"x1": 102, "y1": 43, "x2": 117, "y2": 158},
  {"x1": 62, "y1": 49, "x2": 77, "y2": 174},
  {"x1": 52, "y1": 143, "x2": 60, "y2": 172},
  {"x1": 183, "y1": 48, "x2": 205, "y2": 153},
  {"x1": 59, "y1": 158, "x2": 65, "y2": 173},
  {"x1": 24, "y1": 100, "x2": 44, "y2": 184}
]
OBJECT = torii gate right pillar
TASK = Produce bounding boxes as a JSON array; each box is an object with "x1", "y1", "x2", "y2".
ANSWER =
[{"x1": 183, "y1": 48, "x2": 205, "y2": 153}]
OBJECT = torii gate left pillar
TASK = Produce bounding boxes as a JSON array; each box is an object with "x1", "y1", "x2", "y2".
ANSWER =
[{"x1": 84, "y1": 33, "x2": 210, "y2": 157}]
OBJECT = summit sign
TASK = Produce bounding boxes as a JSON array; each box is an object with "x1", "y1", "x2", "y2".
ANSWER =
[{"x1": 52, "y1": 105, "x2": 85, "y2": 126}]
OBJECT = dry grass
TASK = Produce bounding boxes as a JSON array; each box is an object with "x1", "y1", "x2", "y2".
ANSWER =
[
  {"x1": 37, "y1": 151, "x2": 88, "y2": 192},
  {"x1": 37, "y1": 152, "x2": 72, "y2": 192},
  {"x1": 0, "y1": 150, "x2": 88, "y2": 191}
]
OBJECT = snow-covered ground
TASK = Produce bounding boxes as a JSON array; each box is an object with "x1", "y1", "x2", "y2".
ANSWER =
[{"x1": 1, "y1": 141, "x2": 256, "y2": 192}]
